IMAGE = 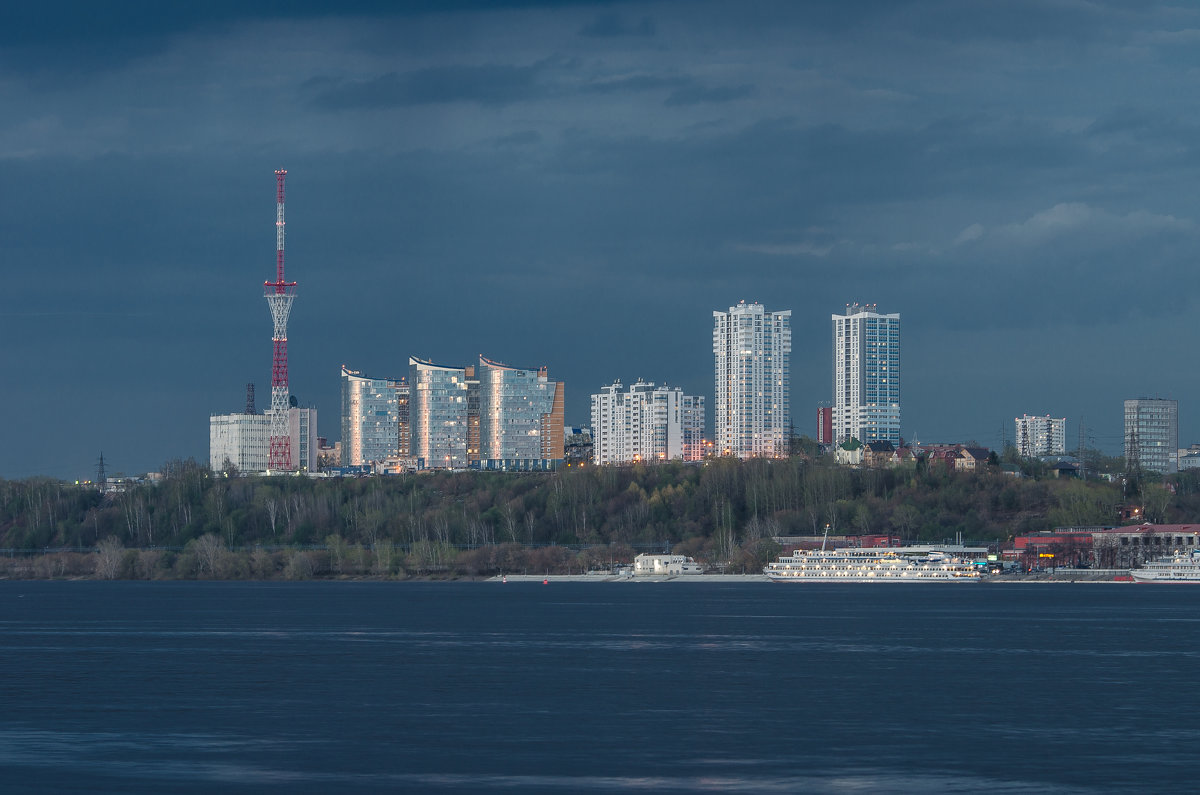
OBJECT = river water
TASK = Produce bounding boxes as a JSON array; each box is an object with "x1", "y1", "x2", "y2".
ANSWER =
[{"x1": 2, "y1": 580, "x2": 1197, "y2": 792}]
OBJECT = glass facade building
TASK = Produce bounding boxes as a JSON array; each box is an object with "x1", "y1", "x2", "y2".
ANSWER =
[
  {"x1": 340, "y1": 366, "x2": 407, "y2": 467},
  {"x1": 409, "y1": 357, "x2": 470, "y2": 469},
  {"x1": 832, "y1": 303, "x2": 901, "y2": 446},
  {"x1": 477, "y1": 356, "x2": 564, "y2": 470},
  {"x1": 681, "y1": 394, "x2": 706, "y2": 461}
]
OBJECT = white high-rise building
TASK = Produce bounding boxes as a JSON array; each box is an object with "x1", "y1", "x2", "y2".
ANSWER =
[
  {"x1": 591, "y1": 380, "x2": 702, "y2": 464},
  {"x1": 1014, "y1": 414, "x2": 1066, "y2": 457},
  {"x1": 832, "y1": 303, "x2": 900, "y2": 446},
  {"x1": 713, "y1": 301, "x2": 791, "y2": 458},
  {"x1": 1125, "y1": 398, "x2": 1179, "y2": 474}
]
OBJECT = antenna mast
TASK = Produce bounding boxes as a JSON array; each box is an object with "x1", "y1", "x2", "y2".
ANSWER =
[{"x1": 265, "y1": 170, "x2": 297, "y2": 471}]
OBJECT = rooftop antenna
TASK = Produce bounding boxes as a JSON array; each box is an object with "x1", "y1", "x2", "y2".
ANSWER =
[
  {"x1": 245, "y1": 383, "x2": 256, "y2": 415},
  {"x1": 265, "y1": 170, "x2": 297, "y2": 471}
]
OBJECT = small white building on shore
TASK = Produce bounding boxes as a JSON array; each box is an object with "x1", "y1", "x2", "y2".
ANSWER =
[{"x1": 633, "y1": 554, "x2": 704, "y2": 575}]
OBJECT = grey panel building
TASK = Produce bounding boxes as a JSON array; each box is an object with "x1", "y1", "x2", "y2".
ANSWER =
[{"x1": 1124, "y1": 398, "x2": 1178, "y2": 474}]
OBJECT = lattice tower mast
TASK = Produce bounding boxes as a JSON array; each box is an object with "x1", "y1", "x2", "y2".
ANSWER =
[{"x1": 265, "y1": 170, "x2": 297, "y2": 470}]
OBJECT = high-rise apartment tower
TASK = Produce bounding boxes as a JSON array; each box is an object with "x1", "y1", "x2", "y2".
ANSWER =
[
  {"x1": 1124, "y1": 398, "x2": 1178, "y2": 474},
  {"x1": 1014, "y1": 414, "x2": 1066, "y2": 457},
  {"x1": 409, "y1": 357, "x2": 471, "y2": 469},
  {"x1": 477, "y1": 356, "x2": 564, "y2": 470},
  {"x1": 591, "y1": 380, "x2": 705, "y2": 464},
  {"x1": 832, "y1": 303, "x2": 900, "y2": 446},
  {"x1": 712, "y1": 301, "x2": 791, "y2": 458},
  {"x1": 340, "y1": 366, "x2": 408, "y2": 467}
]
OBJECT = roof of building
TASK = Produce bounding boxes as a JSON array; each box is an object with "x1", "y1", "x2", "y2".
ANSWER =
[
  {"x1": 408, "y1": 356, "x2": 465, "y2": 372},
  {"x1": 1100, "y1": 523, "x2": 1200, "y2": 535}
]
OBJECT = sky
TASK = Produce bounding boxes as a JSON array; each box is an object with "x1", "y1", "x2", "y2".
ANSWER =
[{"x1": 5, "y1": 0, "x2": 1200, "y2": 479}]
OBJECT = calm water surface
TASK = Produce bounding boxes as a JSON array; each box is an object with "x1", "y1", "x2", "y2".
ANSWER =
[{"x1": 2, "y1": 581, "x2": 1198, "y2": 793}]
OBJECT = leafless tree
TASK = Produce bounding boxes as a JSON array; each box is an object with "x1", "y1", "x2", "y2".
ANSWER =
[
  {"x1": 95, "y1": 536, "x2": 124, "y2": 580},
  {"x1": 193, "y1": 533, "x2": 225, "y2": 578},
  {"x1": 265, "y1": 498, "x2": 279, "y2": 538}
]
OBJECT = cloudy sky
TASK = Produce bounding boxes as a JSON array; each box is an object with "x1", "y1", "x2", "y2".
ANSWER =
[{"x1": 5, "y1": 0, "x2": 1200, "y2": 478}]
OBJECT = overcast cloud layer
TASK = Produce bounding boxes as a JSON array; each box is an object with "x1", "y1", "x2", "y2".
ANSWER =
[{"x1": 5, "y1": 0, "x2": 1200, "y2": 478}]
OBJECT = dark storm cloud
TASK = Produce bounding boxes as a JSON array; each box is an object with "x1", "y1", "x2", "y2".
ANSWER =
[
  {"x1": 663, "y1": 83, "x2": 754, "y2": 106},
  {"x1": 493, "y1": 130, "x2": 543, "y2": 147},
  {"x1": 306, "y1": 61, "x2": 557, "y2": 109},
  {"x1": 581, "y1": 74, "x2": 754, "y2": 106},
  {"x1": 578, "y1": 13, "x2": 657, "y2": 38},
  {"x1": 581, "y1": 74, "x2": 685, "y2": 94}
]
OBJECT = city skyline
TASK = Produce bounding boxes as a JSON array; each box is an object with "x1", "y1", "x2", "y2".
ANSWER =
[{"x1": 6, "y1": 1, "x2": 1200, "y2": 479}]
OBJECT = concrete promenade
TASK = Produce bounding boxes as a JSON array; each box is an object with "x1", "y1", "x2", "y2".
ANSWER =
[
  {"x1": 490, "y1": 573, "x2": 770, "y2": 583},
  {"x1": 492, "y1": 570, "x2": 1134, "y2": 584}
]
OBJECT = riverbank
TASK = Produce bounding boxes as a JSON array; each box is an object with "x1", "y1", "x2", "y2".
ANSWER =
[
  {"x1": 490, "y1": 573, "x2": 771, "y2": 583},
  {"x1": 992, "y1": 570, "x2": 1132, "y2": 583},
  {"x1": 493, "y1": 571, "x2": 1136, "y2": 584}
]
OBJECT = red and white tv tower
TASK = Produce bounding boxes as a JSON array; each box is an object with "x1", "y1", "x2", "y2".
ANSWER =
[{"x1": 265, "y1": 169, "x2": 297, "y2": 471}]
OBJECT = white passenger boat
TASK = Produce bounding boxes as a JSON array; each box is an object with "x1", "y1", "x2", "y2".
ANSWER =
[
  {"x1": 1131, "y1": 550, "x2": 1200, "y2": 583},
  {"x1": 763, "y1": 547, "x2": 983, "y2": 582}
]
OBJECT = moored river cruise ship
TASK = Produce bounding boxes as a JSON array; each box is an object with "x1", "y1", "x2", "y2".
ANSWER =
[
  {"x1": 1131, "y1": 549, "x2": 1200, "y2": 583},
  {"x1": 764, "y1": 547, "x2": 984, "y2": 582}
]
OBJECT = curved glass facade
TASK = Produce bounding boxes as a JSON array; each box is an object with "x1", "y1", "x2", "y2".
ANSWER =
[
  {"x1": 478, "y1": 356, "x2": 564, "y2": 468},
  {"x1": 409, "y1": 357, "x2": 470, "y2": 469}
]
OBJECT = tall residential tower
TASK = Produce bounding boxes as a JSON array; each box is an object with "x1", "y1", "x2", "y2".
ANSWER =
[
  {"x1": 832, "y1": 303, "x2": 900, "y2": 446},
  {"x1": 712, "y1": 301, "x2": 791, "y2": 458},
  {"x1": 340, "y1": 366, "x2": 409, "y2": 467},
  {"x1": 1014, "y1": 414, "x2": 1066, "y2": 457},
  {"x1": 408, "y1": 357, "x2": 471, "y2": 469},
  {"x1": 591, "y1": 380, "x2": 705, "y2": 464},
  {"x1": 477, "y1": 355, "x2": 564, "y2": 470},
  {"x1": 1124, "y1": 398, "x2": 1178, "y2": 474}
]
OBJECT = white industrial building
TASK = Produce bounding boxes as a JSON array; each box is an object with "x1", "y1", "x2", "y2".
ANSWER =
[
  {"x1": 633, "y1": 554, "x2": 704, "y2": 575},
  {"x1": 210, "y1": 407, "x2": 318, "y2": 473}
]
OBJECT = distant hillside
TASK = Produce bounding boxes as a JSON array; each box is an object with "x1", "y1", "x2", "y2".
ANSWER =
[{"x1": 7, "y1": 455, "x2": 1197, "y2": 574}]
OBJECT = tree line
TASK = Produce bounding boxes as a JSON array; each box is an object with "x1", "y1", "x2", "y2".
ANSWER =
[{"x1": 2, "y1": 451, "x2": 1198, "y2": 579}]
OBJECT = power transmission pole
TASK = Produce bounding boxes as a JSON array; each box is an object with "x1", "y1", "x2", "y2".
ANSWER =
[{"x1": 1078, "y1": 417, "x2": 1085, "y2": 480}]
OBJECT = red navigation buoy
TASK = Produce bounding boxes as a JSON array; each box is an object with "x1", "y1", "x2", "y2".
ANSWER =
[{"x1": 543, "y1": 578, "x2": 549, "y2": 585}]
